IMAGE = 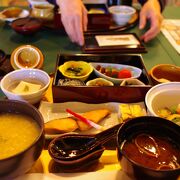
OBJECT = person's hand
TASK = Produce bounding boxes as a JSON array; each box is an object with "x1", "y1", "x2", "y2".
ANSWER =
[
  {"x1": 56, "y1": 0, "x2": 88, "y2": 46},
  {"x1": 139, "y1": 0, "x2": 163, "y2": 42}
]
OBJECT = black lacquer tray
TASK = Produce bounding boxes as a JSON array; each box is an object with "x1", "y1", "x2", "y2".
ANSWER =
[{"x1": 52, "y1": 53, "x2": 152, "y2": 103}]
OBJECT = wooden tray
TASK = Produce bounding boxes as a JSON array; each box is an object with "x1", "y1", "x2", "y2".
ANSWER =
[{"x1": 82, "y1": 32, "x2": 146, "y2": 54}]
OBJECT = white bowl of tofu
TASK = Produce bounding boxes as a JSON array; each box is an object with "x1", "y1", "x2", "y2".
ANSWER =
[{"x1": 0, "y1": 69, "x2": 50, "y2": 104}]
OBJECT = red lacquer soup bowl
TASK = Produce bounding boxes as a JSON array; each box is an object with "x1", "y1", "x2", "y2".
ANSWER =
[{"x1": 117, "y1": 116, "x2": 180, "y2": 180}]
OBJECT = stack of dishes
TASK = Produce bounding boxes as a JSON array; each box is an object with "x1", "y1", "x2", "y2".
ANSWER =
[{"x1": 10, "y1": 45, "x2": 44, "y2": 70}]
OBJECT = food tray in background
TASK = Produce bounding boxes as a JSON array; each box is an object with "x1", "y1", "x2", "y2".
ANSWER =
[
  {"x1": 53, "y1": 4, "x2": 138, "y2": 32},
  {"x1": 52, "y1": 54, "x2": 152, "y2": 103},
  {"x1": 54, "y1": 4, "x2": 111, "y2": 31}
]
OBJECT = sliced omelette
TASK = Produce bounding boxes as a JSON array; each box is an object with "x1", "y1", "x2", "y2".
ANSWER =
[{"x1": 119, "y1": 104, "x2": 146, "y2": 122}]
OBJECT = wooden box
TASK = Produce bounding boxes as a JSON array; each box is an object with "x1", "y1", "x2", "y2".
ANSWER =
[{"x1": 52, "y1": 53, "x2": 152, "y2": 103}]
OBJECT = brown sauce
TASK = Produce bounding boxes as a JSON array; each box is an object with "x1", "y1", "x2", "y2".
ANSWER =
[{"x1": 121, "y1": 133, "x2": 180, "y2": 170}]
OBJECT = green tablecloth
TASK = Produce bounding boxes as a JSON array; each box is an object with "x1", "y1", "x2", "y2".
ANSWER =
[{"x1": 0, "y1": 6, "x2": 179, "y2": 97}]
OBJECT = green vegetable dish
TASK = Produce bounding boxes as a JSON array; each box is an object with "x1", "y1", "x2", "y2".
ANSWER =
[{"x1": 157, "y1": 104, "x2": 180, "y2": 125}]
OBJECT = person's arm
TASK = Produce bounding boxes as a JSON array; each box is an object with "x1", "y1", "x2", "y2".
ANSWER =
[
  {"x1": 48, "y1": 0, "x2": 88, "y2": 46},
  {"x1": 138, "y1": 0, "x2": 165, "y2": 42},
  {"x1": 138, "y1": 0, "x2": 166, "y2": 11}
]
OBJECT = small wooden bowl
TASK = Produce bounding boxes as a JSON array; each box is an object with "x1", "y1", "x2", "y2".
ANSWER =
[
  {"x1": 149, "y1": 64, "x2": 180, "y2": 84},
  {"x1": 11, "y1": 17, "x2": 42, "y2": 35}
]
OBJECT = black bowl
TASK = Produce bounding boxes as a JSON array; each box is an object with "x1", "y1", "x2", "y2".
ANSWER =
[
  {"x1": 0, "y1": 100, "x2": 44, "y2": 180},
  {"x1": 117, "y1": 116, "x2": 180, "y2": 180},
  {"x1": 11, "y1": 17, "x2": 42, "y2": 35}
]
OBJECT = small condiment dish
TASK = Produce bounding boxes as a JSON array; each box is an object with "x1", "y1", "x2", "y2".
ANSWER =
[
  {"x1": 149, "y1": 64, "x2": 180, "y2": 84},
  {"x1": 59, "y1": 61, "x2": 93, "y2": 81},
  {"x1": 58, "y1": 79, "x2": 85, "y2": 86},
  {"x1": 0, "y1": 68, "x2": 50, "y2": 104},
  {"x1": 120, "y1": 78, "x2": 145, "y2": 86},
  {"x1": 108, "y1": 5, "x2": 136, "y2": 26},
  {"x1": 86, "y1": 78, "x2": 114, "y2": 86},
  {"x1": 10, "y1": 45, "x2": 44, "y2": 69}
]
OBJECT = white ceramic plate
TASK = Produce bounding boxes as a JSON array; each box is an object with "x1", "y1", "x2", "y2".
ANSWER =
[
  {"x1": 39, "y1": 101, "x2": 146, "y2": 138},
  {"x1": 0, "y1": 9, "x2": 29, "y2": 22},
  {"x1": 39, "y1": 101, "x2": 121, "y2": 135},
  {"x1": 90, "y1": 62, "x2": 142, "y2": 84}
]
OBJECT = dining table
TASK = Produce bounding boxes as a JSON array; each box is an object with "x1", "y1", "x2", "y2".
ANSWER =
[
  {"x1": 0, "y1": 5, "x2": 179, "y2": 180},
  {"x1": 0, "y1": 6, "x2": 179, "y2": 74}
]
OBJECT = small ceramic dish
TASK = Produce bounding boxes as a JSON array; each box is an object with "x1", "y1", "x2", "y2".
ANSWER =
[
  {"x1": 10, "y1": 45, "x2": 44, "y2": 69},
  {"x1": 58, "y1": 79, "x2": 85, "y2": 86},
  {"x1": 108, "y1": 5, "x2": 136, "y2": 26},
  {"x1": 0, "y1": 7, "x2": 29, "y2": 22},
  {"x1": 59, "y1": 61, "x2": 93, "y2": 81},
  {"x1": 91, "y1": 62, "x2": 142, "y2": 84},
  {"x1": 31, "y1": 4, "x2": 55, "y2": 21},
  {"x1": 120, "y1": 78, "x2": 145, "y2": 86},
  {"x1": 86, "y1": 78, "x2": 114, "y2": 86},
  {"x1": 149, "y1": 64, "x2": 180, "y2": 84}
]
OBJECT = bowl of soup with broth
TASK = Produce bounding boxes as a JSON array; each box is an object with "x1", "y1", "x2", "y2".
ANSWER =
[
  {"x1": 117, "y1": 116, "x2": 180, "y2": 180},
  {"x1": 0, "y1": 100, "x2": 44, "y2": 179}
]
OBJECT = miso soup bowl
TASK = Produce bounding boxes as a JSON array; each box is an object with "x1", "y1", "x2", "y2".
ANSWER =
[
  {"x1": 0, "y1": 100, "x2": 44, "y2": 180},
  {"x1": 117, "y1": 116, "x2": 180, "y2": 180},
  {"x1": 0, "y1": 68, "x2": 50, "y2": 104}
]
